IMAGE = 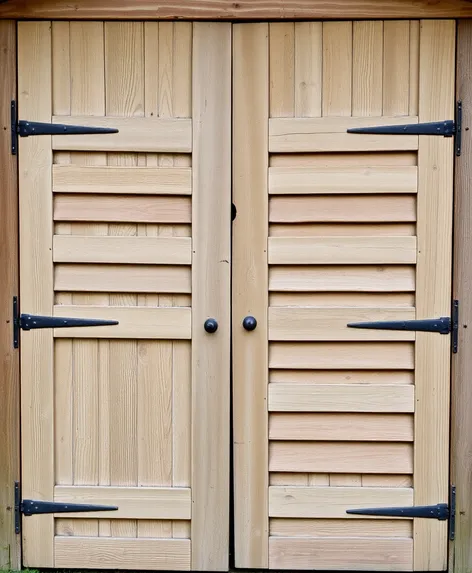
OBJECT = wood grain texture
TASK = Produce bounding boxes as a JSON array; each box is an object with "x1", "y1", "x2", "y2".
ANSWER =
[
  {"x1": 54, "y1": 537, "x2": 191, "y2": 570},
  {"x1": 232, "y1": 24, "x2": 269, "y2": 569},
  {"x1": 18, "y1": 21, "x2": 54, "y2": 567},
  {"x1": 414, "y1": 20, "x2": 455, "y2": 571},
  {"x1": 268, "y1": 384, "x2": 414, "y2": 412},
  {"x1": 269, "y1": 413, "x2": 414, "y2": 441},
  {"x1": 270, "y1": 518, "x2": 412, "y2": 537},
  {"x1": 191, "y1": 23, "x2": 231, "y2": 571},
  {"x1": 2, "y1": 0, "x2": 472, "y2": 19},
  {"x1": 269, "y1": 537, "x2": 413, "y2": 571},
  {"x1": 451, "y1": 20, "x2": 472, "y2": 573},
  {"x1": 0, "y1": 19, "x2": 20, "y2": 572},
  {"x1": 269, "y1": 486, "x2": 413, "y2": 518}
]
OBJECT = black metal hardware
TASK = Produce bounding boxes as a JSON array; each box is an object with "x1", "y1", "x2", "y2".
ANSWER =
[
  {"x1": 11, "y1": 101, "x2": 118, "y2": 155},
  {"x1": 346, "y1": 502, "x2": 449, "y2": 520},
  {"x1": 449, "y1": 486, "x2": 456, "y2": 541},
  {"x1": 204, "y1": 318, "x2": 218, "y2": 333},
  {"x1": 14, "y1": 482, "x2": 117, "y2": 534},
  {"x1": 13, "y1": 296, "x2": 119, "y2": 348},
  {"x1": 348, "y1": 316, "x2": 451, "y2": 334},
  {"x1": 347, "y1": 120, "x2": 456, "y2": 137},
  {"x1": 348, "y1": 299, "x2": 459, "y2": 353},
  {"x1": 243, "y1": 316, "x2": 257, "y2": 331},
  {"x1": 232, "y1": 203, "x2": 237, "y2": 221}
]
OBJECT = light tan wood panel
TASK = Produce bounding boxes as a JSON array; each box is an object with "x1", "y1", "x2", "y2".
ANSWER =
[
  {"x1": 53, "y1": 236, "x2": 192, "y2": 264},
  {"x1": 268, "y1": 237, "x2": 417, "y2": 265},
  {"x1": 270, "y1": 369, "x2": 414, "y2": 385},
  {"x1": 322, "y1": 22, "x2": 352, "y2": 116},
  {"x1": 269, "y1": 166, "x2": 417, "y2": 194},
  {"x1": 414, "y1": 20, "x2": 455, "y2": 570},
  {"x1": 270, "y1": 224, "x2": 416, "y2": 237},
  {"x1": 269, "y1": 23, "x2": 294, "y2": 117},
  {"x1": 269, "y1": 442, "x2": 413, "y2": 473},
  {"x1": 269, "y1": 486, "x2": 413, "y2": 518},
  {"x1": 54, "y1": 537, "x2": 191, "y2": 570},
  {"x1": 269, "y1": 117, "x2": 419, "y2": 152},
  {"x1": 269, "y1": 307, "x2": 415, "y2": 341},
  {"x1": 269, "y1": 195, "x2": 416, "y2": 223},
  {"x1": 269, "y1": 342, "x2": 415, "y2": 369},
  {"x1": 54, "y1": 486, "x2": 191, "y2": 519},
  {"x1": 270, "y1": 518, "x2": 412, "y2": 537},
  {"x1": 269, "y1": 537, "x2": 413, "y2": 571},
  {"x1": 191, "y1": 23, "x2": 231, "y2": 570},
  {"x1": 270, "y1": 292, "x2": 416, "y2": 307},
  {"x1": 55, "y1": 265, "x2": 191, "y2": 293},
  {"x1": 269, "y1": 413, "x2": 414, "y2": 441},
  {"x1": 270, "y1": 151, "x2": 417, "y2": 167},
  {"x1": 294, "y1": 23, "x2": 322, "y2": 117},
  {"x1": 352, "y1": 21, "x2": 383, "y2": 116},
  {"x1": 18, "y1": 21, "x2": 54, "y2": 567},
  {"x1": 53, "y1": 306, "x2": 191, "y2": 339},
  {"x1": 383, "y1": 21, "x2": 410, "y2": 116},
  {"x1": 54, "y1": 195, "x2": 191, "y2": 223},
  {"x1": 53, "y1": 165, "x2": 192, "y2": 194},
  {"x1": 51, "y1": 116, "x2": 192, "y2": 152},
  {"x1": 233, "y1": 23, "x2": 269, "y2": 569},
  {"x1": 269, "y1": 265, "x2": 416, "y2": 292},
  {"x1": 268, "y1": 384, "x2": 414, "y2": 412}
]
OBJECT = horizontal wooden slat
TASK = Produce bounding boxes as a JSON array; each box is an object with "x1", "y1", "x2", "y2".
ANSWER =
[
  {"x1": 270, "y1": 518, "x2": 412, "y2": 537},
  {"x1": 269, "y1": 166, "x2": 417, "y2": 194},
  {"x1": 269, "y1": 293, "x2": 416, "y2": 307},
  {"x1": 53, "y1": 165, "x2": 192, "y2": 195},
  {"x1": 269, "y1": 537, "x2": 413, "y2": 570},
  {"x1": 270, "y1": 195, "x2": 416, "y2": 223},
  {"x1": 269, "y1": 307, "x2": 415, "y2": 340},
  {"x1": 269, "y1": 266, "x2": 416, "y2": 292},
  {"x1": 53, "y1": 306, "x2": 191, "y2": 339},
  {"x1": 269, "y1": 486, "x2": 413, "y2": 518},
  {"x1": 55, "y1": 265, "x2": 191, "y2": 293},
  {"x1": 269, "y1": 342, "x2": 415, "y2": 369},
  {"x1": 269, "y1": 442, "x2": 413, "y2": 473},
  {"x1": 270, "y1": 152, "x2": 417, "y2": 168},
  {"x1": 54, "y1": 486, "x2": 191, "y2": 519},
  {"x1": 362, "y1": 475, "x2": 413, "y2": 487},
  {"x1": 268, "y1": 237, "x2": 417, "y2": 265},
  {"x1": 269, "y1": 223, "x2": 416, "y2": 237},
  {"x1": 54, "y1": 195, "x2": 191, "y2": 223},
  {"x1": 53, "y1": 236, "x2": 192, "y2": 265},
  {"x1": 269, "y1": 413, "x2": 414, "y2": 441},
  {"x1": 51, "y1": 116, "x2": 192, "y2": 152},
  {"x1": 269, "y1": 117, "x2": 419, "y2": 153},
  {"x1": 270, "y1": 370, "x2": 414, "y2": 385},
  {"x1": 268, "y1": 384, "x2": 414, "y2": 412},
  {"x1": 54, "y1": 538, "x2": 191, "y2": 570}
]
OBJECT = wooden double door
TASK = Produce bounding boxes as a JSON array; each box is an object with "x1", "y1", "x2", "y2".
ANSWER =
[{"x1": 18, "y1": 20, "x2": 455, "y2": 572}]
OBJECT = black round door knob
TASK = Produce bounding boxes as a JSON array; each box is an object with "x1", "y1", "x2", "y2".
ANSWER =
[
  {"x1": 243, "y1": 316, "x2": 257, "y2": 331},
  {"x1": 204, "y1": 318, "x2": 218, "y2": 333}
]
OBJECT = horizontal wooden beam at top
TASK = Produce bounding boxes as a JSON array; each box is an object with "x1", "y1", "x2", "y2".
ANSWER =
[
  {"x1": 268, "y1": 485, "x2": 413, "y2": 518},
  {"x1": 1, "y1": 0, "x2": 472, "y2": 19},
  {"x1": 54, "y1": 485, "x2": 191, "y2": 519}
]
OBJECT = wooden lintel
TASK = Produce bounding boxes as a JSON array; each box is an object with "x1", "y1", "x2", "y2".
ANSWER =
[
  {"x1": 0, "y1": 19, "x2": 20, "y2": 572},
  {"x1": 1, "y1": 0, "x2": 472, "y2": 19},
  {"x1": 451, "y1": 19, "x2": 472, "y2": 573}
]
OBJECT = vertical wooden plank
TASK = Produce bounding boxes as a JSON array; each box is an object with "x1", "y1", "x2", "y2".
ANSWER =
[
  {"x1": 451, "y1": 20, "x2": 472, "y2": 573},
  {"x1": 294, "y1": 22, "x2": 321, "y2": 117},
  {"x1": 409, "y1": 21, "x2": 420, "y2": 116},
  {"x1": 415, "y1": 19, "x2": 455, "y2": 571},
  {"x1": 322, "y1": 22, "x2": 352, "y2": 116},
  {"x1": 352, "y1": 21, "x2": 383, "y2": 116},
  {"x1": 233, "y1": 23, "x2": 269, "y2": 569},
  {"x1": 18, "y1": 21, "x2": 54, "y2": 567},
  {"x1": 0, "y1": 20, "x2": 20, "y2": 572},
  {"x1": 383, "y1": 21, "x2": 410, "y2": 116},
  {"x1": 269, "y1": 23, "x2": 294, "y2": 117},
  {"x1": 192, "y1": 22, "x2": 231, "y2": 570}
]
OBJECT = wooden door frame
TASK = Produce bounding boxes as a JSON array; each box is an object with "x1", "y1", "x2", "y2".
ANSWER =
[{"x1": 1, "y1": 10, "x2": 472, "y2": 573}]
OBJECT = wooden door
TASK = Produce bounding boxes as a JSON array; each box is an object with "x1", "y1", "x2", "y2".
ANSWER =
[
  {"x1": 233, "y1": 20, "x2": 455, "y2": 571},
  {"x1": 18, "y1": 21, "x2": 230, "y2": 571}
]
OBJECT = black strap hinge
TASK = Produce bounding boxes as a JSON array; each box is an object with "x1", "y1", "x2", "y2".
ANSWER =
[
  {"x1": 11, "y1": 101, "x2": 118, "y2": 155},
  {"x1": 13, "y1": 296, "x2": 119, "y2": 349},
  {"x1": 347, "y1": 300, "x2": 459, "y2": 353},
  {"x1": 14, "y1": 482, "x2": 118, "y2": 534},
  {"x1": 347, "y1": 101, "x2": 462, "y2": 156}
]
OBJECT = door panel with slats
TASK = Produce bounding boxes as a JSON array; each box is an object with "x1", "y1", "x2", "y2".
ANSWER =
[{"x1": 233, "y1": 20, "x2": 455, "y2": 571}]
